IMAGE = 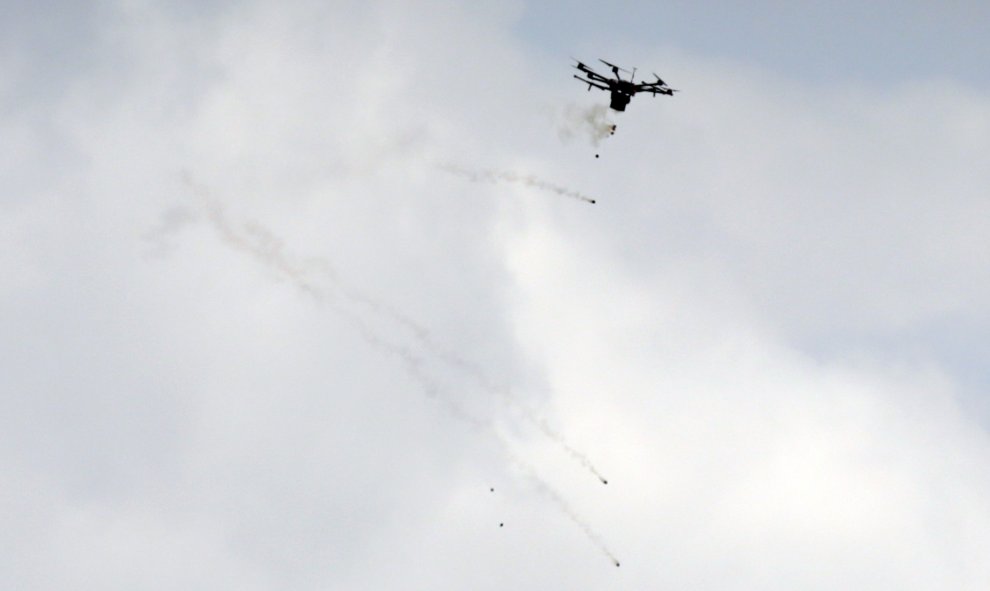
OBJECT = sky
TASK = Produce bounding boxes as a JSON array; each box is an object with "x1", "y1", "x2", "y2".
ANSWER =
[
  {"x1": 517, "y1": 0, "x2": 990, "y2": 87},
  {"x1": 2, "y1": 1, "x2": 990, "y2": 589}
]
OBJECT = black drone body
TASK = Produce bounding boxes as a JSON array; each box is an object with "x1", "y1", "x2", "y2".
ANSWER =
[{"x1": 573, "y1": 59, "x2": 677, "y2": 111}]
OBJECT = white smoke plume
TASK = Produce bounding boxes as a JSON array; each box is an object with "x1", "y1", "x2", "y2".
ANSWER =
[
  {"x1": 557, "y1": 103, "x2": 616, "y2": 147},
  {"x1": 438, "y1": 163, "x2": 597, "y2": 204}
]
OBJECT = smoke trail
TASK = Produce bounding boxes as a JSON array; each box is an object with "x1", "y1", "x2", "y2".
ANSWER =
[
  {"x1": 182, "y1": 173, "x2": 608, "y2": 483},
  {"x1": 180, "y1": 173, "x2": 608, "y2": 484},
  {"x1": 534, "y1": 417, "x2": 609, "y2": 485},
  {"x1": 510, "y1": 454, "x2": 620, "y2": 567},
  {"x1": 557, "y1": 104, "x2": 616, "y2": 147},
  {"x1": 442, "y1": 359, "x2": 610, "y2": 485},
  {"x1": 357, "y1": 302, "x2": 611, "y2": 485},
  {"x1": 349, "y1": 314, "x2": 489, "y2": 429},
  {"x1": 183, "y1": 174, "x2": 492, "y2": 428},
  {"x1": 438, "y1": 163, "x2": 596, "y2": 205},
  {"x1": 180, "y1": 175, "x2": 618, "y2": 566},
  {"x1": 337, "y1": 297, "x2": 619, "y2": 564},
  {"x1": 189, "y1": 179, "x2": 323, "y2": 299},
  {"x1": 534, "y1": 476, "x2": 620, "y2": 567},
  {"x1": 372, "y1": 306, "x2": 610, "y2": 485}
]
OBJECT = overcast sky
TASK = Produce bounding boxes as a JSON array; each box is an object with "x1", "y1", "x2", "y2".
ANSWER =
[{"x1": 3, "y1": 1, "x2": 990, "y2": 589}]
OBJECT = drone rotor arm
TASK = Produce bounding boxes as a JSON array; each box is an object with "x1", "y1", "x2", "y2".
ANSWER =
[
  {"x1": 638, "y1": 86, "x2": 676, "y2": 96},
  {"x1": 574, "y1": 66, "x2": 610, "y2": 83},
  {"x1": 573, "y1": 75, "x2": 610, "y2": 91}
]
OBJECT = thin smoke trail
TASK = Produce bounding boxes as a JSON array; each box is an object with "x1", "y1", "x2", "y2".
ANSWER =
[
  {"x1": 335, "y1": 280, "x2": 611, "y2": 486},
  {"x1": 182, "y1": 175, "x2": 618, "y2": 567},
  {"x1": 534, "y1": 417, "x2": 608, "y2": 485},
  {"x1": 360, "y1": 311, "x2": 615, "y2": 558},
  {"x1": 436, "y1": 356, "x2": 610, "y2": 485},
  {"x1": 195, "y1": 188, "x2": 323, "y2": 299},
  {"x1": 184, "y1": 174, "x2": 609, "y2": 485},
  {"x1": 438, "y1": 163, "x2": 597, "y2": 204},
  {"x1": 506, "y1": 452, "x2": 620, "y2": 567},
  {"x1": 316, "y1": 285, "x2": 616, "y2": 561},
  {"x1": 348, "y1": 311, "x2": 489, "y2": 429},
  {"x1": 185, "y1": 174, "x2": 491, "y2": 428},
  {"x1": 532, "y1": 474, "x2": 620, "y2": 568},
  {"x1": 367, "y1": 307, "x2": 611, "y2": 485}
]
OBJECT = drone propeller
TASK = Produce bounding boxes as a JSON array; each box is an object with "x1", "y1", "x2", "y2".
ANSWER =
[{"x1": 599, "y1": 59, "x2": 632, "y2": 75}]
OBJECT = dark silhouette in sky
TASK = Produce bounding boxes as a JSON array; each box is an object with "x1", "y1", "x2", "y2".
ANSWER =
[{"x1": 573, "y1": 58, "x2": 677, "y2": 111}]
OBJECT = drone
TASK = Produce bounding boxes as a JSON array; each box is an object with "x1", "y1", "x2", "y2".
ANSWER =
[{"x1": 573, "y1": 59, "x2": 677, "y2": 112}]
